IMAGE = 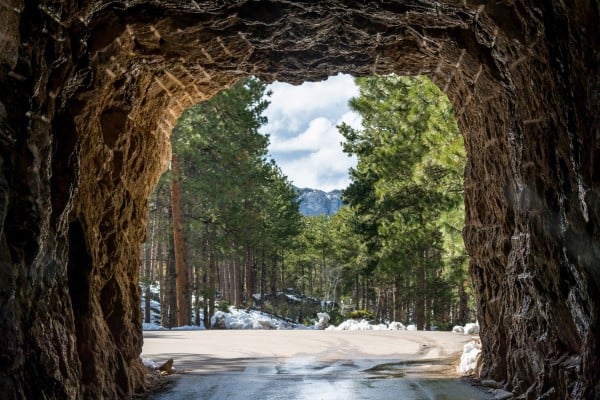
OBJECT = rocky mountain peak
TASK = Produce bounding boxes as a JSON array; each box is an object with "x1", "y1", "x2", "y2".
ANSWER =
[{"x1": 295, "y1": 187, "x2": 343, "y2": 216}]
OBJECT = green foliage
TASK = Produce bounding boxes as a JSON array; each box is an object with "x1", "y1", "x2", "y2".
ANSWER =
[
  {"x1": 216, "y1": 300, "x2": 231, "y2": 313},
  {"x1": 177, "y1": 76, "x2": 300, "y2": 252},
  {"x1": 154, "y1": 76, "x2": 303, "y2": 312},
  {"x1": 335, "y1": 75, "x2": 472, "y2": 328},
  {"x1": 348, "y1": 309, "x2": 375, "y2": 320},
  {"x1": 327, "y1": 309, "x2": 345, "y2": 326}
]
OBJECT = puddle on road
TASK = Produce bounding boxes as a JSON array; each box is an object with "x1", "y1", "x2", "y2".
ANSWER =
[{"x1": 363, "y1": 358, "x2": 455, "y2": 380}]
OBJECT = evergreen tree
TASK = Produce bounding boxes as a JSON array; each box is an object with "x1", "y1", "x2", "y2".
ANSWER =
[
  {"x1": 339, "y1": 75, "x2": 469, "y2": 328},
  {"x1": 143, "y1": 77, "x2": 302, "y2": 327}
]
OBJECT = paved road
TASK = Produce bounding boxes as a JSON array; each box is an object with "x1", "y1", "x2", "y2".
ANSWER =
[{"x1": 142, "y1": 330, "x2": 491, "y2": 400}]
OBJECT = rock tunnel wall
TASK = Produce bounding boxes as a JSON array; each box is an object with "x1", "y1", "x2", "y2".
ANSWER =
[{"x1": 0, "y1": 1, "x2": 598, "y2": 398}]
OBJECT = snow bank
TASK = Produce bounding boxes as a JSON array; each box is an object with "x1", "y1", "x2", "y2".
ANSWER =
[
  {"x1": 406, "y1": 324, "x2": 418, "y2": 331},
  {"x1": 464, "y1": 322, "x2": 480, "y2": 334},
  {"x1": 210, "y1": 307, "x2": 299, "y2": 330},
  {"x1": 452, "y1": 325, "x2": 465, "y2": 333},
  {"x1": 328, "y1": 319, "x2": 373, "y2": 330},
  {"x1": 314, "y1": 312, "x2": 330, "y2": 330},
  {"x1": 388, "y1": 321, "x2": 406, "y2": 330},
  {"x1": 451, "y1": 322, "x2": 479, "y2": 334},
  {"x1": 457, "y1": 340, "x2": 481, "y2": 375},
  {"x1": 326, "y1": 319, "x2": 406, "y2": 331}
]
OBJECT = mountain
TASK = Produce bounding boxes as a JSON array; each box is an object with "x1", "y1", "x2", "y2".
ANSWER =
[{"x1": 295, "y1": 187, "x2": 343, "y2": 216}]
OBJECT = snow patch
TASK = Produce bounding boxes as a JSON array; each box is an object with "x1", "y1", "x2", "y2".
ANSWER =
[
  {"x1": 457, "y1": 340, "x2": 481, "y2": 375},
  {"x1": 142, "y1": 322, "x2": 163, "y2": 331},
  {"x1": 326, "y1": 319, "x2": 406, "y2": 331},
  {"x1": 172, "y1": 324, "x2": 206, "y2": 331},
  {"x1": 451, "y1": 322, "x2": 479, "y2": 334},
  {"x1": 406, "y1": 324, "x2": 418, "y2": 331},
  {"x1": 210, "y1": 307, "x2": 300, "y2": 330},
  {"x1": 452, "y1": 325, "x2": 465, "y2": 333},
  {"x1": 464, "y1": 322, "x2": 480, "y2": 335},
  {"x1": 141, "y1": 357, "x2": 158, "y2": 369},
  {"x1": 314, "y1": 312, "x2": 330, "y2": 330},
  {"x1": 388, "y1": 321, "x2": 406, "y2": 330}
]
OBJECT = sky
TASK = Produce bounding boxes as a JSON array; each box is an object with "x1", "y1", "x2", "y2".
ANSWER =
[{"x1": 260, "y1": 73, "x2": 361, "y2": 192}]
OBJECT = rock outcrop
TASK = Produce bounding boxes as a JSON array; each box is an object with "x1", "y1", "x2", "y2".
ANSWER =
[
  {"x1": 0, "y1": 1, "x2": 598, "y2": 399},
  {"x1": 296, "y1": 187, "x2": 343, "y2": 216}
]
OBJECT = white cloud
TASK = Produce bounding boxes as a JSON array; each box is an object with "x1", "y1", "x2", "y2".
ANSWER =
[
  {"x1": 262, "y1": 74, "x2": 361, "y2": 191},
  {"x1": 277, "y1": 150, "x2": 357, "y2": 191},
  {"x1": 262, "y1": 73, "x2": 360, "y2": 137},
  {"x1": 270, "y1": 117, "x2": 337, "y2": 152}
]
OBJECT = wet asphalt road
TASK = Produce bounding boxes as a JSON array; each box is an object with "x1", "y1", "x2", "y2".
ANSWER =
[{"x1": 142, "y1": 330, "x2": 492, "y2": 400}]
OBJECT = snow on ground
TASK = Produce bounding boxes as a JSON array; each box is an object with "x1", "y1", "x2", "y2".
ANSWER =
[
  {"x1": 172, "y1": 324, "x2": 205, "y2": 331},
  {"x1": 388, "y1": 321, "x2": 406, "y2": 330},
  {"x1": 211, "y1": 307, "x2": 303, "y2": 330},
  {"x1": 457, "y1": 340, "x2": 481, "y2": 375},
  {"x1": 452, "y1": 325, "x2": 465, "y2": 333},
  {"x1": 142, "y1": 322, "x2": 163, "y2": 331},
  {"x1": 326, "y1": 319, "x2": 406, "y2": 331},
  {"x1": 141, "y1": 357, "x2": 158, "y2": 369},
  {"x1": 464, "y1": 322, "x2": 480, "y2": 334},
  {"x1": 452, "y1": 321, "x2": 480, "y2": 335},
  {"x1": 141, "y1": 284, "x2": 481, "y2": 335},
  {"x1": 314, "y1": 312, "x2": 330, "y2": 330}
]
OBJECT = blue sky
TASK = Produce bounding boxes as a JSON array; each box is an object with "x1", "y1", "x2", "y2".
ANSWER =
[{"x1": 260, "y1": 74, "x2": 361, "y2": 192}]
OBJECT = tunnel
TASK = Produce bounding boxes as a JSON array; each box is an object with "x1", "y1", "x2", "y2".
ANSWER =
[{"x1": 0, "y1": 1, "x2": 598, "y2": 398}]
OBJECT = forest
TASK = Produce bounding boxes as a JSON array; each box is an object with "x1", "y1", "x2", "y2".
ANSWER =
[{"x1": 140, "y1": 74, "x2": 474, "y2": 331}]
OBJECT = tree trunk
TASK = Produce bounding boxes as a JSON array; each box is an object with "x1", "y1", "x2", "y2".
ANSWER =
[
  {"x1": 202, "y1": 261, "x2": 209, "y2": 329},
  {"x1": 415, "y1": 257, "x2": 426, "y2": 330},
  {"x1": 194, "y1": 255, "x2": 202, "y2": 326},
  {"x1": 280, "y1": 250, "x2": 285, "y2": 293},
  {"x1": 362, "y1": 277, "x2": 368, "y2": 311},
  {"x1": 260, "y1": 248, "x2": 266, "y2": 301},
  {"x1": 166, "y1": 246, "x2": 178, "y2": 328},
  {"x1": 143, "y1": 241, "x2": 152, "y2": 324},
  {"x1": 354, "y1": 273, "x2": 360, "y2": 310},
  {"x1": 232, "y1": 256, "x2": 240, "y2": 307},
  {"x1": 458, "y1": 279, "x2": 469, "y2": 324},
  {"x1": 158, "y1": 242, "x2": 168, "y2": 328},
  {"x1": 144, "y1": 214, "x2": 158, "y2": 324},
  {"x1": 209, "y1": 254, "x2": 217, "y2": 323},
  {"x1": 244, "y1": 246, "x2": 251, "y2": 304},
  {"x1": 170, "y1": 153, "x2": 190, "y2": 326},
  {"x1": 270, "y1": 255, "x2": 277, "y2": 296},
  {"x1": 393, "y1": 277, "x2": 400, "y2": 322}
]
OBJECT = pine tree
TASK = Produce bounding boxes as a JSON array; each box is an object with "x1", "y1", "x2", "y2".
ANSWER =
[{"x1": 339, "y1": 75, "x2": 469, "y2": 328}]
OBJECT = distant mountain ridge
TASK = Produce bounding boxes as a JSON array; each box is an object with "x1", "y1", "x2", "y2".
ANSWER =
[{"x1": 295, "y1": 187, "x2": 343, "y2": 216}]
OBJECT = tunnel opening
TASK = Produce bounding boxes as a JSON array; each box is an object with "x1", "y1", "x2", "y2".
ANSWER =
[
  {"x1": 139, "y1": 72, "x2": 476, "y2": 335},
  {"x1": 0, "y1": 2, "x2": 598, "y2": 399}
]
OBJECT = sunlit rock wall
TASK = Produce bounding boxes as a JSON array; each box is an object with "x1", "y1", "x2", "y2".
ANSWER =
[{"x1": 0, "y1": 1, "x2": 597, "y2": 398}]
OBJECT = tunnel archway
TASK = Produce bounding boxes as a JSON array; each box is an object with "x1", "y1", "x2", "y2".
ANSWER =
[{"x1": 0, "y1": 2, "x2": 598, "y2": 399}]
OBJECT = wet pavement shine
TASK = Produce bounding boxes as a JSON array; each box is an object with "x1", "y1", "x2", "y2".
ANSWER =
[{"x1": 143, "y1": 330, "x2": 492, "y2": 400}]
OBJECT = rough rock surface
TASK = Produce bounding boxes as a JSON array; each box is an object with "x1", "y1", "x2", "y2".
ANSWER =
[
  {"x1": 296, "y1": 187, "x2": 343, "y2": 216},
  {"x1": 0, "y1": 1, "x2": 598, "y2": 399}
]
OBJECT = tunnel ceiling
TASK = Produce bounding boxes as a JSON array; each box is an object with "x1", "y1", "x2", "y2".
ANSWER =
[{"x1": 0, "y1": 1, "x2": 599, "y2": 399}]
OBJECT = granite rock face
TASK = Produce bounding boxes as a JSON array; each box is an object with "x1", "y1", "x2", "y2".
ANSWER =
[
  {"x1": 0, "y1": 1, "x2": 598, "y2": 399},
  {"x1": 296, "y1": 188, "x2": 343, "y2": 216}
]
